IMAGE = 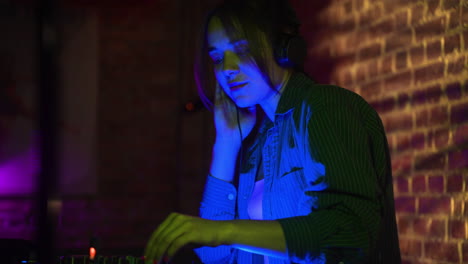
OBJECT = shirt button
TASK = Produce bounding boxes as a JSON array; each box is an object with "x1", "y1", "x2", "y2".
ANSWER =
[{"x1": 228, "y1": 194, "x2": 234, "y2": 200}]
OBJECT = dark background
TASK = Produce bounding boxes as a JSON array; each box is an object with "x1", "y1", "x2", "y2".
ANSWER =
[{"x1": 0, "y1": 0, "x2": 467, "y2": 263}]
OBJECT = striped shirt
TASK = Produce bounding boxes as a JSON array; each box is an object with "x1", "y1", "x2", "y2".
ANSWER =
[{"x1": 196, "y1": 72, "x2": 401, "y2": 264}]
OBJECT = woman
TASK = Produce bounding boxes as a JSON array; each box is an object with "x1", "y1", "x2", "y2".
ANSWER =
[{"x1": 145, "y1": 1, "x2": 401, "y2": 263}]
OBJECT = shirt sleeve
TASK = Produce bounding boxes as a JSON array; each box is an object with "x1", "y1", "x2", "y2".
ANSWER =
[
  {"x1": 277, "y1": 104, "x2": 384, "y2": 263},
  {"x1": 195, "y1": 175, "x2": 238, "y2": 263}
]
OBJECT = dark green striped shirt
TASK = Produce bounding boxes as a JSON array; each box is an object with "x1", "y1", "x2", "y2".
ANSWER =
[{"x1": 197, "y1": 72, "x2": 401, "y2": 264}]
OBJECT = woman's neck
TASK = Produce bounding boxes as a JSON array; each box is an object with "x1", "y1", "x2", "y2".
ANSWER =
[{"x1": 260, "y1": 70, "x2": 293, "y2": 122}]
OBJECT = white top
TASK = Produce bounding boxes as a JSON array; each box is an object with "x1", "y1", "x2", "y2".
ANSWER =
[{"x1": 247, "y1": 179, "x2": 269, "y2": 264}]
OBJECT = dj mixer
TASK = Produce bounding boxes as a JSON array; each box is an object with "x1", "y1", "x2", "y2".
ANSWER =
[
  {"x1": 57, "y1": 255, "x2": 145, "y2": 264},
  {"x1": 13, "y1": 255, "x2": 200, "y2": 264},
  {"x1": 12, "y1": 254, "x2": 202, "y2": 264},
  {"x1": 0, "y1": 239, "x2": 203, "y2": 264}
]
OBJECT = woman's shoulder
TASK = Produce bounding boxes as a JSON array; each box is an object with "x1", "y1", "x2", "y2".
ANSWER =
[{"x1": 299, "y1": 81, "x2": 367, "y2": 110}]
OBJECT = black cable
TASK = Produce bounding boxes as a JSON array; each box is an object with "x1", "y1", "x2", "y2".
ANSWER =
[{"x1": 236, "y1": 107, "x2": 243, "y2": 181}]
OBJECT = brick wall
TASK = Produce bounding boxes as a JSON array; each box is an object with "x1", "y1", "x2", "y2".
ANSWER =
[{"x1": 291, "y1": 0, "x2": 468, "y2": 263}]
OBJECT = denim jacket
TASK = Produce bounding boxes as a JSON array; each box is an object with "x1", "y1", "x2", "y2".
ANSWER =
[{"x1": 195, "y1": 73, "x2": 401, "y2": 264}]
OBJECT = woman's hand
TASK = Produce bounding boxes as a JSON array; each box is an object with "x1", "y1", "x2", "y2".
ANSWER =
[
  {"x1": 144, "y1": 213, "x2": 230, "y2": 264},
  {"x1": 209, "y1": 86, "x2": 257, "y2": 182},
  {"x1": 213, "y1": 85, "x2": 256, "y2": 147}
]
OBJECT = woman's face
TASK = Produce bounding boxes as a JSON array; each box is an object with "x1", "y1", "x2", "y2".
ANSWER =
[{"x1": 206, "y1": 16, "x2": 277, "y2": 108}]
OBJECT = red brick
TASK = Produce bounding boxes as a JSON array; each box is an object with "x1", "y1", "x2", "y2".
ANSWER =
[
  {"x1": 445, "y1": 34, "x2": 461, "y2": 55},
  {"x1": 370, "y1": 97, "x2": 396, "y2": 114},
  {"x1": 395, "y1": 10, "x2": 409, "y2": 28},
  {"x1": 429, "y1": 105, "x2": 449, "y2": 126},
  {"x1": 449, "y1": 149, "x2": 468, "y2": 169},
  {"x1": 385, "y1": 112, "x2": 413, "y2": 132},
  {"x1": 412, "y1": 89, "x2": 427, "y2": 105},
  {"x1": 396, "y1": 50, "x2": 408, "y2": 70},
  {"x1": 387, "y1": 135, "x2": 396, "y2": 152},
  {"x1": 354, "y1": 0, "x2": 365, "y2": 10},
  {"x1": 463, "y1": 29, "x2": 468, "y2": 51},
  {"x1": 392, "y1": 155, "x2": 413, "y2": 175},
  {"x1": 450, "y1": 220, "x2": 466, "y2": 239},
  {"x1": 344, "y1": 0, "x2": 353, "y2": 15},
  {"x1": 411, "y1": 3, "x2": 425, "y2": 26},
  {"x1": 381, "y1": 54, "x2": 394, "y2": 75},
  {"x1": 355, "y1": 63, "x2": 368, "y2": 82},
  {"x1": 428, "y1": 175, "x2": 444, "y2": 192},
  {"x1": 369, "y1": 17, "x2": 394, "y2": 36},
  {"x1": 427, "y1": 39, "x2": 442, "y2": 61},
  {"x1": 426, "y1": 129, "x2": 434, "y2": 149},
  {"x1": 415, "y1": 17, "x2": 446, "y2": 42},
  {"x1": 451, "y1": 102, "x2": 468, "y2": 123},
  {"x1": 427, "y1": 0, "x2": 441, "y2": 15},
  {"x1": 411, "y1": 132, "x2": 425, "y2": 150},
  {"x1": 367, "y1": 60, "x2": 379, "y2": 78},
  {"x1": 338, "y1": 16, "x2": 356, "y2": 33},
  {"x1": 415, "y1": 109, "x2": 429, "y2": 128},
  {"x1": 412, "y1": 174, "x2": 426, "y2": 193},
  {"x1": 360, "y1": 80, "x2": 383, "y2": 100},
  {"x1": 413, "y1": 217, "x2": 430, "y2": 236},
  {"x1": 447, "y1": 174, "x2": 464, "y2": 193},
  {"x1": 386, "y1": 28, "x2": 413, "y2": 53},
  {"x1": 447, "y1": 9, "x2": 460, "y2": 30},
  {"x1": 443, "y1": 0, "x2": 461, "y2": 10},
  {"x1": 384, "y1": 71, "x2": 412, "y2": 92},
  {"x1": 463, "y1": 241, "x2": 468, "y2": 263},
  {"x1": 453, "y1": 200, "x2": 464, "y2": 216},
  {"x1": 359, "y1": 43, "x2": 382, "y2": 62},
  {"x1": 341, "y1": 70, "x2": 353, "y2": 86},
  {"x1": 415, "y1": 152, "x2": 446, "y2": 171},
  {"x1": 414, "y1": 62, "x2": 445, "y2": 85},
  {"x1": 466, "y1": 200, "x2": 468, "y2": 217},
  {"x1": 430, "y1": 219, "x2": 446, "y2": 238},
  {"x1": 410, "y1": 44, "x2": 425, "y2": 66},
  {"x1": 395, "y1": 134, "x2": 411, "y2": 153},
  {"x1": 381, "y1": 0, "x2": 402, "y2": 14},
  {"x1": 397, "y1": 93, "x2": 410, "y2": 109},
  {"x1": 453, "y1": 123, "x2": 468, "y2": 145},
  {"x1": 344, "y1": 34, "x2": 360, "y2": 50},
  {"x1": 397, "y1": 215, "x2": 412, "y2": 234},
  {"x1": 395, "y1": 197, "x2": 416, "y2": 213},
  {"x1": 359, "y1": 5, "x2": 382, "y2": 26},
  {"x1": 447, "y1": 56, "x2": 466, "y2": 75},
  {"x1": 396, "y1": 177, "x2": 410, "y2": 193},
  {"x1": 433, "y1": 128, "x2": 449, "y2": 148},
  {"x1": 427, "y1": 84, "x2": 442, "y2": 103},
  {"x1": 414, "y1": 218, "x2": 446, "y2": 238},
  {"x1": 411, "y1": 85, "x2": 443, "y2": 105},
  {"x1": 445, "y1": 82, "x2": 462, "y2": 100},
  {"x1": 463, "y1": 3, "x2": 468, "y2": 29},
  {"x1": 419, "y1": 197, "x2": 451, "y2": 214},
  {"x1": 400, "y1": 239, "x2": 422, "y2": 256}
]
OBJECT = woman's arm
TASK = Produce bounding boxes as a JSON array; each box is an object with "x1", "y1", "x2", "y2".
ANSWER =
[
  {"x1": 144, "y1": 214, "x2": 288, "y2": 263},
  {"x1": 226, "y1": 219, "x2": 288, "y2": 259}
]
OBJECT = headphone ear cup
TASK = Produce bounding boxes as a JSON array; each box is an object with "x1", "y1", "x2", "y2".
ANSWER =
[{"x1": 274, "y1": 34, "x2": 307, "y2": 69}]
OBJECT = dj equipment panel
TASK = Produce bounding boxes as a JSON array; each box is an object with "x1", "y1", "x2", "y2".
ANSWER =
[
  {"x1": 57, "y1": 255, "x2": 145, "y2": 264},
  {"x1": 1, "y1": 239, "x2": 203, "y2": 264}
]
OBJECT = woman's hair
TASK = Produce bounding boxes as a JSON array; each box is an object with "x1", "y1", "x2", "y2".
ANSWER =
[{"x1": 194, "y1": 0, "x2": 300, "y2": 110}]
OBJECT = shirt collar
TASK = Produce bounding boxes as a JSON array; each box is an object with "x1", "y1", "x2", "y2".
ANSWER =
[{"x1": 275, "y1": 72, "x2": 315, "y2": 115}]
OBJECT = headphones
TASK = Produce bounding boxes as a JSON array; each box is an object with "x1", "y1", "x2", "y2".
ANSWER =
[
  {"x1": 268, "y1": 0, "x2": 307, "y2": 70},
  {"x1": 274, "y1": 32, "x2": 307, "y2": 70}
]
